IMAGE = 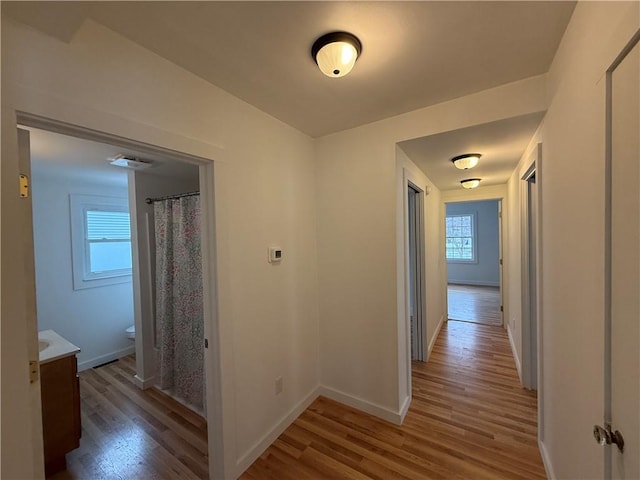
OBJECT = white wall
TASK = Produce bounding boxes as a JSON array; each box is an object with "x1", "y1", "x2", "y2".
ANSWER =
[
  {"x1": 129, "y1": 169, "x2": 200, "y2": 388},
  {"x1": 32, "y1": 170, "x2": 135, "y2": 370},
  {"x1": 1, "y1": 16, "x2": 319, "y2": 479},
  {"x1": 528, "y1": 3, "x2": 640, "y2": 478},
  {"x1": 316, "y1": 75, "x2": 547, "y2": 418},
  {"x1": 446, "y1": 200, "x2": 500, "y2": 286}
]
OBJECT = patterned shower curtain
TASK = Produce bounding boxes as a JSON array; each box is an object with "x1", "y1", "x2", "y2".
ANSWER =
[{"x1": 154, "y1": 195, "x2": 205, "y2": 413}]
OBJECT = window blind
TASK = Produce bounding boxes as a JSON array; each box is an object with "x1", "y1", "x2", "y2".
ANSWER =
[{"x1": 86, "y1": 211, "x2": 131, "y2": 240}]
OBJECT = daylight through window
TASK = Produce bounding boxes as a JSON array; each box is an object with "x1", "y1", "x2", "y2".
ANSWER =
[
  {"x1": 446, "y1": 214, "x2": 475, "y2": 261},
  {"x1": 85, "y1": 210, "x2": 132, "y2": 276},
  {"x1": 70, "y1": 194, "x2": 132, "y2": 290}
]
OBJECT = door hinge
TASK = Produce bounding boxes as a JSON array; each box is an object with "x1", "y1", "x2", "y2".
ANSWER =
[
  {"x1": 500, "y1": 305, "x2": 504, "y2": 312},
  {"x1": 499, "y1": 259, "x2": 503, "y2": 265},
  {"x1": 204, "y1": 338, "x2": 208, "y2": 349},
  {"x1": 29, "y1": 360, "x2": 39, "y2": 383},
  {"x1": 19, "y1": 174, "x2": 29, "y2": 198}
]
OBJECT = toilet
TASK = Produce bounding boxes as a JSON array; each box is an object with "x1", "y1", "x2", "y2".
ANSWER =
[{"x1": 125, "y1": 325, "x2": 135, "y2": 341}]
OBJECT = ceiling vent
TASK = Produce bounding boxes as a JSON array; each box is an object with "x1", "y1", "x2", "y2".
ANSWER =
[{"x1": 109, "y1": 154, "x2": 153, "y2": 170}]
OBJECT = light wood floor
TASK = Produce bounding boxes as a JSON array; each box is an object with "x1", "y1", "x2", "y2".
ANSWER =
[
  {"x1": 448, "y1": 284, "x2": 503, "y2": 326},
  {"x1": 49, "y1": 355, "x2": 208, "y2": 480},
  {"x1": 241, "y1": 320, "x2": 544, "y2": 479}
]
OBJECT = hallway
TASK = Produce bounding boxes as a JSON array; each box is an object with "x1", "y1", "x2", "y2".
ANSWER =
[{"x1": 241, "y1": 321, "x2": 544, "y2": 479}]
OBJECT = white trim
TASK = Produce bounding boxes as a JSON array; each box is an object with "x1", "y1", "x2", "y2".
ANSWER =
[
  {"x1": 133, "y1": 374, "x2": 156, "y2": 390},
  {"x1": 539, "y1": 439, "x2": 556, "y2": 480},
  {"x1": 520, "y1": 144, "x2": 541, "y2": 391},
  {"x1": 15, "y1": 112, "x2": 229, "y2": 478},
  {"x1": 398, "y1": 395, "x2": 411, "y2": 424},
  {"x1": 235, "y1": 387, "x2": 319, "y2": 477},
  {"x1": 407, "y1": 179, "x2": 427, "y2": 363},
  {"x1": 445, "y1": 212, "x2": 478, "y2": 263},
  {"x1": 534, "y1": 143, "x2": 545, "y2": 443},
  {"x1": 318, "y1": 385, "x2": 405, "y2": 425},
  {"x1": 69, "y1": 194, "x2": 132, "y2": 290},
  {"x1": 77, "y1": 345, "x2": 135, "y2": 371},
  {"x1": 427, "y1": 315, "x2": 445, "y2": 361},
  {"x1": 507, "y1": 323, "x2": 522, "y2": 383}
]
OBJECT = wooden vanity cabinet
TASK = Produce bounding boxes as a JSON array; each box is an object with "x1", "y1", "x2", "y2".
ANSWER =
[{"x1": 40, "y1": 354, "x2": 81, "y2": 476}]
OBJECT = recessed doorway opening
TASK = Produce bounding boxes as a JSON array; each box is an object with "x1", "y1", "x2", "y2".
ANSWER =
[
  {"x1": 445, "y1": 199, "x2": 503, "y2": 327},
  {"x1": 16, "y1": 114, "x2": 222, "y2": 479}
]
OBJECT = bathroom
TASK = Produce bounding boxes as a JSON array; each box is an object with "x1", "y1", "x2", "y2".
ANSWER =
[{"x1": 30, "y1": 127, "x2": 204, "y2": 408}]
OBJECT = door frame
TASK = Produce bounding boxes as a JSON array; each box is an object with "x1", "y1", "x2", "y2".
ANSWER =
[
  {"x1": 398, "y1": 167, "x2": 429, "y2": 416},
  {"x1": 520, "y1": 143, "x2": 544, "y2": 434},
  {"x1": 407, "y1": 181, "x2": 427, "y2": 362},
  {"x1": 443, "y1": 196, "x2": 505, "y2": 328},
  {"x1": 13, "y1": 111, "x2": 229, "y2": 479},
  {"x1": 604, "y1": 28, "x2": 640, "y2": 479}
]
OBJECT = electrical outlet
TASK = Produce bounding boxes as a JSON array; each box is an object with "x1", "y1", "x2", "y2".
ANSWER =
[{"x1": 275, "y1": 376, "x2": 283, "y2": 395}]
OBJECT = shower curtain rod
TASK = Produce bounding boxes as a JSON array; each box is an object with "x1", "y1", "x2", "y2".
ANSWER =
[{"x1": 145, "y1": 191, "x2": 200, "y2": 204}]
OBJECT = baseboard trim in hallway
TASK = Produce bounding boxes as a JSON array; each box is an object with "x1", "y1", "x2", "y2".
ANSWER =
[
  {"x1": 241, "y1": 320, "x2": 545, "y2": 479},
  {"x1": 508, "y1": 322, "x2": 523, "y2": 382},
  {"x1": 235, "y1": 386, "x2": 319, "y2": 476},
  {"x1": 539, "y1": 439, "x2": 556, "y2": 480}
]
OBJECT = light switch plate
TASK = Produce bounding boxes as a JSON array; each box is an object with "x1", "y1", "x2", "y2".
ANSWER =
[{"x1": 268, "y1": 247, "x2": 282, "y2": 263}]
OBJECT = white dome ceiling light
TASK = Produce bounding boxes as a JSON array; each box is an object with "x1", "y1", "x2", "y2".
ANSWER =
[
  {"x1": 461, "y1": 178, "x2": 482, "y2": 189},
  {"x1": 451, "y1": 153, "x2": 481, "y2": 170},
  {"x1": 311, "y1": 32, "x2": 362, "y2": 78}
]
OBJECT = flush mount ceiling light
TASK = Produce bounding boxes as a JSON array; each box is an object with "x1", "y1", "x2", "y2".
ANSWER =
[
  {"x1": 311, "y1": 32, "x2": 362, "y2": 78},
  {"x1": 461, "y1": 178, "x2": 482, "y2": 189},
  {"x1": 451, "y1": 153, "x2": 482, "y2": 170},
  {"x1": 109, "y1": 154, "x2": 153, "y2": 170}
]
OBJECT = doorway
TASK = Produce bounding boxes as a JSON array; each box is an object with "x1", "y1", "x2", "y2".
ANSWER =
[
  {"x1": 19, "y1": 119, "x2": 217, "y2": 478},
  {"x1": 521, "y1": 157, "x2": 540, "y2": 392},
  {"x1": 445, "y1": 200, "x2": 503, "y2": 327},
  {"x1": 407, "y1": 183, "x2": 426, "y2": 361}
]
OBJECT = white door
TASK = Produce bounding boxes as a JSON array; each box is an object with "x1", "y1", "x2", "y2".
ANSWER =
[{"x1": 605, "y1": 34, "x2": 640, "y2": 479}]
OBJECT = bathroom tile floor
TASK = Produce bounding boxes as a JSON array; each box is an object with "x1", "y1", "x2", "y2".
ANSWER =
[{"x1": 48, "y1": 354, "x2": 208, "y2": 480}]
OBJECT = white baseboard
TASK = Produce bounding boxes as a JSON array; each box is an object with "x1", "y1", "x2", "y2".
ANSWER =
[
  {"x1": 77, "y1": 345, "x2": 135, "y2": 371},
  {"x1": 134, "y1": 374, "x2": 155, "y2": 390},
  {"x1": 427, "y1": 315, "x2": 445, "y2": 361},
  {"x1": 448, "y1": 280, "x2": 500, "y2": 287},
  {"x1": 398, "y1": 395, "x2": 411, "y2": 424},
  {"x1": 507, "y1": 324, "x2": 522, "y2": 383},
  {"x1": 539, "y1": 439, "x2": 556, "y2": 480},
  {"x1": 318, "y1": 385, "x2": 404, "y2": 425},
  {"x1": 235, "y1": 386, "x2": 320, "y2": 477}
]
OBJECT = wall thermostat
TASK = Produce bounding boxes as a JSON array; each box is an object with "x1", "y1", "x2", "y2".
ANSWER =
[{"x1": 268, "y1": 247, "x2": 283, "y2": 263}]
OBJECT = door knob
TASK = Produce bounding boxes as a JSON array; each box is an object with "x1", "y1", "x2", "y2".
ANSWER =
[{"x1": 593, "y1": 424, "x2": 625, "y2": 452}]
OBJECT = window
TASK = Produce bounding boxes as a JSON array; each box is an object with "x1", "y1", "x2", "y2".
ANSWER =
[
  {"x1": 446, "y1": 213, "x2": 477, "y2": 262},
  {"x1": 70, "y1": 194, "x2": 132, "y2": 290}
]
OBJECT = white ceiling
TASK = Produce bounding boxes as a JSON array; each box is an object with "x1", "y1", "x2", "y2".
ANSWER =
[
  {"x1": 26, "y1": 127, "x2": 200, "y2": 187},
  {"x1": 5, "y1": 2, "x2": 576, "y2": 191},
  {"x1": 398, "y1": 112, "x2": 545, "y2": 191},
  {"x1": 4, "y1": 1, "x2": 575, "y2": 138}
]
